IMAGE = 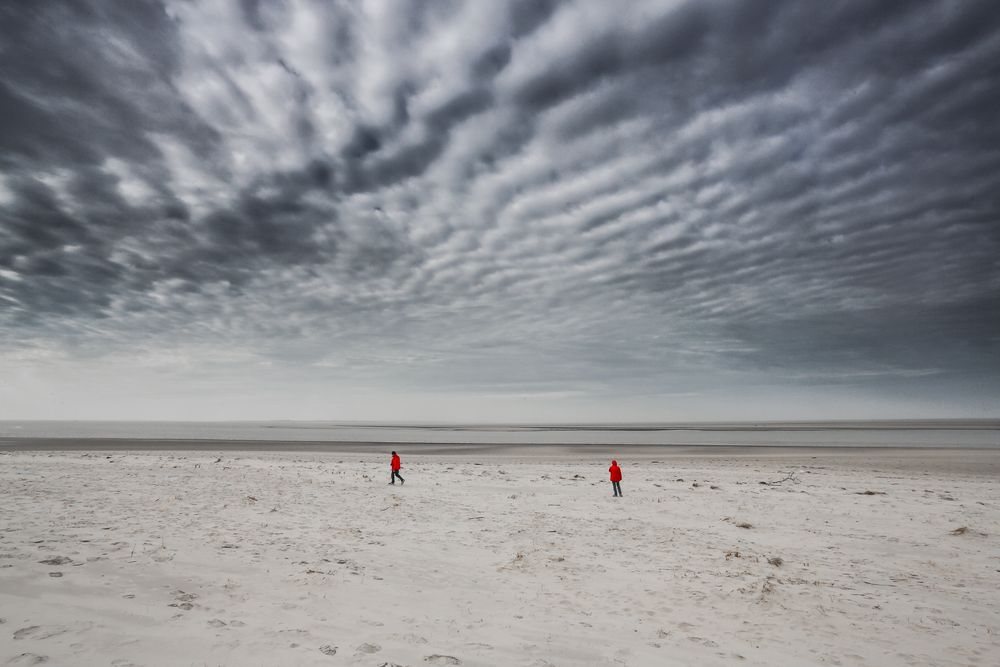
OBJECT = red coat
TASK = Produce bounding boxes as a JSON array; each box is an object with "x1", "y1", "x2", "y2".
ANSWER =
[
  {"x1": 391, "y1": 454, "x2": 401, "y2": 471},
  {"x1": 609, "y1": 461, "x2": 622, "y2": 482}
]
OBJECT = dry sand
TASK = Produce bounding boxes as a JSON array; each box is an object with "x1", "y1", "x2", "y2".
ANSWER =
[{"x1": 1, "y1": 447, "x2": 999, "y2": 666}]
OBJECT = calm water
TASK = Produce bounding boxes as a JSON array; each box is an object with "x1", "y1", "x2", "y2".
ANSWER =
[{"x1": 1, "y1": 421, "x2": 998, "y2": 448}]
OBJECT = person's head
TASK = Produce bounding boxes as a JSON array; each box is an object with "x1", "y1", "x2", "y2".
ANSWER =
[
  {"x1": 391, "y1": 451, "x2": 397, "y2": 456},
  {"x1": 612, "y1": 459, "x2": 617, "y2": 466}
]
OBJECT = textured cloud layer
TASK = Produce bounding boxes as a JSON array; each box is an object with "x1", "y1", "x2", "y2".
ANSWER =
[{"x1": 1, "y1": 0, "x2": 998, "y2": 419}]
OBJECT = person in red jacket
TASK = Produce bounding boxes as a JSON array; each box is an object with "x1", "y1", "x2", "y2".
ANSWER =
[
  {"x1": 609, "y1": 459, "x2": 623, "y2": 497},
  {"x1": 390, "y1": 451, "x2": 404, "y2": 485}
]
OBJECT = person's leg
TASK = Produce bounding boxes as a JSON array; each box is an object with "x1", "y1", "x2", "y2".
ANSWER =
[
  {"x1": 398, "y1": 470, "x2": 405, "y2": 484},
  {"x1": 612, "y1": 481, "x2": 618, "y2": 496},
  {"x1": 390, "y1": 468, "x2": 395, "y2": 484},
  {"x1": 617, "y1": 482, "x2": 623, "y2": 497}
]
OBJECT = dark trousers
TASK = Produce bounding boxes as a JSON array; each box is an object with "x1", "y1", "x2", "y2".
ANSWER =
[
  {"x1": 391, "y1": 469, "x2": 404, "y2": 484},
  {"x1": 612, "y1": 481, "x2": 622, "y2": 496}
]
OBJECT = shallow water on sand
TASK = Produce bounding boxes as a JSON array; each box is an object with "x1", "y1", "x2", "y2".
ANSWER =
[{"x1": 1, "y1": 420, "x2": 998, "y2": 448}]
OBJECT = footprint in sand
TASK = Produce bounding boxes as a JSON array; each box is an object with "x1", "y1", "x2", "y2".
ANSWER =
[
  {"x1": 168, "y1": 589, "x2": 198, "y2": 611},
  {"x1": 356, "y1": 643, "x2": 381, "y2": 654},
  {"x1": 171, "y1": 590, "x2": 198, "y2": 602},
  {"x1": 424, "y1": 656, "x2": 461, "y2": 665},
  {"x1": 37, "y1": 556, "x2": 72, "y2": 566},
  {"x1": 12, "y1": 626, "x2": 68, "y2": 641},
  {"x1": 318, "y1": 645, "x2": 337, "y2": 656},
  {"x1": 686, "y1": 636, "x2": 719, "y2": 648},
  {"x1": 5, "y1": 655, "x2": 48, "y2": 666}
]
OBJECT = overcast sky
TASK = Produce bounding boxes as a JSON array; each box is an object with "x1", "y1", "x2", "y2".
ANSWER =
[{"x1": 1, "y1": 0, "x2": 998, "y2": 422}]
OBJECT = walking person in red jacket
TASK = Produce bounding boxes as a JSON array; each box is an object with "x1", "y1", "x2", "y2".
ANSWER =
[
  {"x1": 609, "y1": 459, "x2": 623, "y2": 497},
  {"x1": 390, "y1": 451, "x2": 405, "y2": 485}
]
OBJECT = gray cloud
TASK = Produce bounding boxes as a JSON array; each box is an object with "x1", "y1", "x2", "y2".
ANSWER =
[{"x1": 1, "y1": 0, "x2": 998, "y2": 420}]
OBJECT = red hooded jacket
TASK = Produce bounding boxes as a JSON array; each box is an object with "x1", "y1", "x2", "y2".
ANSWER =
[
  {"x1": 609, "y1": 460, "x2": 622, "y2": 482},
  {"x1": 391, "y1": 453, "x2": 401, "y2": 471}
]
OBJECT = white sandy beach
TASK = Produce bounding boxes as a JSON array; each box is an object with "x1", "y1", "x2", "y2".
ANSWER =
[{"x1": 1, "y1": 448, "x2": 999, "y2": 666}]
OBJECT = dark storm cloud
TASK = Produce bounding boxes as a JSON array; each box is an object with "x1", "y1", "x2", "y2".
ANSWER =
[
  {"x1": 0, "y1": 2, "x2": 219, "y2": 169},
  {"x1": 1, "y1": 0, "x2": 999, "y2": 410}
]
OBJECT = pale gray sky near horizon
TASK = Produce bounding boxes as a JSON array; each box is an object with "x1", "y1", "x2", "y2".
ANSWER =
[{"x1": 1, "y1": 0, "x2": 999, "y2": 422}]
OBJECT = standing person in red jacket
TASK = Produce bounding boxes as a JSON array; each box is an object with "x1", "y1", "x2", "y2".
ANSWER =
[
  {"x1": 390, "y1": 451, "x2": 404, "y2": 485},
  {"x1": 609, "y1": 459, "x2": 623, "y2": 497}
]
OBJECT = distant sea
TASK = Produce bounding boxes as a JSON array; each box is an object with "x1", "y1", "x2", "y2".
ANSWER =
[{"x1": 1, "y1": 420, "x2": 998, "y2": 448}]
